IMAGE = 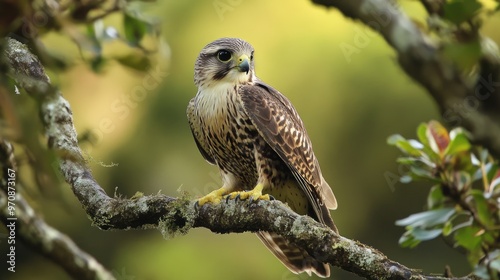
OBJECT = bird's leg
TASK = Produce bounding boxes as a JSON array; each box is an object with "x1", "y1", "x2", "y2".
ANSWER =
[
  {"x1": 225, "y1": 183, "x2": 272, "y2": 202},
  {"x1": 197, "y1": 186, "x2": 231, "y2": 206}
]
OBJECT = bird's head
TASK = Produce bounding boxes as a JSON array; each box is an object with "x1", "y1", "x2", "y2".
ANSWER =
[{"x1": 194, "y1": 38, "x2": 255, "y2": 88}]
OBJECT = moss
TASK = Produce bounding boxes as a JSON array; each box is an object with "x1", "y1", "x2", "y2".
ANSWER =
[
  {"x1": 158, "y1": 197, "x2": 195, "y2": 240},
  {"x1": 130, "y1": 191, "x2": 144, "y2": 200}
]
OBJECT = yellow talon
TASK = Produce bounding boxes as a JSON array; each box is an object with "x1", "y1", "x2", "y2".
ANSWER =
[
  {"x1": 197, "y1": 187, "x2": 229, "y2": 206},
  {"x1": 225, "y1": 184, "x2": 270, "y2": 201}
]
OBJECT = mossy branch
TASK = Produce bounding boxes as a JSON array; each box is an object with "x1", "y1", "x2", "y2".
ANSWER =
[{"x1": 2, "y1": 37, "x2": 481, "y2": 280}]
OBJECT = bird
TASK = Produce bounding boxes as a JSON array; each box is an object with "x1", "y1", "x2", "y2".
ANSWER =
[{"x1": 187, "y1": 37, "x2": 338, "y2": 278}]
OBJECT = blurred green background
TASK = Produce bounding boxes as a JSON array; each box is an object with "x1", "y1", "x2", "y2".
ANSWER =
[{"x1": 2, "y1": 0, "x2": 500, "y2": 279}]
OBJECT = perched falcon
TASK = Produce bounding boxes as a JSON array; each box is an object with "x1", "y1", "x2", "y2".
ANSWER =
[{"x1": 187, "y1": 38, "x2": 338, "y2": 278}]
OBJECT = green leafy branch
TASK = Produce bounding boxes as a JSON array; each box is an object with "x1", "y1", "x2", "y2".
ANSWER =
[
  {"x1": 389, "y1": 121, "x2": 500, "y2": 279},
  {"x1": 1, "y1": 0, "x2": 161, "y2": 72}
]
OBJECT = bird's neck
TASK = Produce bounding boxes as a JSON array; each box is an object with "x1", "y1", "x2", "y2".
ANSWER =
[{"x1": 195, "y1": 82, "x2": 239, "y2": 118}]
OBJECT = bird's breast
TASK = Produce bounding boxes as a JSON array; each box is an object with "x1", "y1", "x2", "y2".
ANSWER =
[
  {"x1": 194, "y1": 84, "x2": 258, "y2": 185},
  {"x1": 195, "y1": 84, "x2": 242, "y2": 132}
]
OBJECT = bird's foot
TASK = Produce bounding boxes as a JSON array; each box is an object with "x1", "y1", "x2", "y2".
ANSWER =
[
  {"x1": 224, "y1": 184, "x2": 274, "y2": 202},
  {"x1": 196, "y1": 187, "x2": 229, "y2": 207}
]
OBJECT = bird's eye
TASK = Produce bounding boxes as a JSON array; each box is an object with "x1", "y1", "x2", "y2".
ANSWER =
[
  {"x1": 250, "y1": 52, "x2": 254, "y2": 61},
  {"x1": 217, "y1": 50, "x2": 232, "y2": 62}
]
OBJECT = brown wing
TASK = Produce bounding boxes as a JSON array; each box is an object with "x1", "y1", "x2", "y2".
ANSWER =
[
  {"x1": 187, "y1": 98, "x2": 216, "y2": 165},
  {"x1": 238, "y1": 82, "x2": 337, "y2": 225}
]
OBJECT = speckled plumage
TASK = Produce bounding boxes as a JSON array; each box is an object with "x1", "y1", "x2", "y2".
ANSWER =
[{"x1": 187, "y1": 38, "x2": 337, "y2": 278}]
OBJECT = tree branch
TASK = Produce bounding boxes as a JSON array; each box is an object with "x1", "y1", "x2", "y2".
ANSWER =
[
  {"x1": 2, "y1": 37, "x2": 479, "y2": 279},
  {"x1": 311, "y1": 0, "x2": 500, "y2": 159},
  {"x1": 0, "y1": 140, "x2": 115, "y2": 280}
]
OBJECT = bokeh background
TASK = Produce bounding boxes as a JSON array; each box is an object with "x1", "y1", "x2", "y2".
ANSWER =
[{"x1": 2, "y1": 0, "x2": 500, "y2": 279}]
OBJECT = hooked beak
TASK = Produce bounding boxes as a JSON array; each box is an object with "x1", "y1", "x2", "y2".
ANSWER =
[{"x1": 236, "y1": 54, "x2": 250, "y2": 74}]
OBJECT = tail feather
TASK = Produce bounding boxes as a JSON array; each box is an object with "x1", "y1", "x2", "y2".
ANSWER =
[{"x1": 256, "y1": 231, "x2": 330, "y2": 278}]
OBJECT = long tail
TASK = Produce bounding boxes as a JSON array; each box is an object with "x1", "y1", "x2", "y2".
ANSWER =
[{"x1": 256, "y1": 231, "x2": 330, "y2": 278}]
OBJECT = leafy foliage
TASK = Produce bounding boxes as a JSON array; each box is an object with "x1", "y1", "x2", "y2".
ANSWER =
[
  {"x1": 420, "y1": 0, "x2": 500, "y2": 74},
  {"x1": 0, "y1": 0, "x2": 161, "y2": 72},
  {"x1": 0, "y1": 0, "x2": 163, "y2": 191},
  {"x1": 389, "y1": 121, "x2": 500, "y2": 278}
]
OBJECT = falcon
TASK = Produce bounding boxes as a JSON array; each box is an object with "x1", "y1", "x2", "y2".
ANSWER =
[{"x1": 187, "y1": 38, "x2": 338, "y2": 278}]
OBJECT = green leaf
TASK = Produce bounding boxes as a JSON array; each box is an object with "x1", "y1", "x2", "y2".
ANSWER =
[
  {"x1": 455, "y1": 225, "x2": 493, "y2": 266},
  {"x1": 443, "y1": 221, "x2": 453, "y2": 236},
  {"x1": 469, "y1": 190, "x2": 493, "y2": 227},
  {"x1": 409, "y1": 166, "x2": 440, "y2": 182},
  {"x1": 115, "y1": 54, "x2": 151, "y2": 71},
  {"x1": 444, "y1": 132, "x2": 471, "y2": 156},
  {"x1": 399, "y1": 228, "x2": 442, "y2": 248},
  {"x1": 396, "y1": 156, "x2": 436, "y2": 169},
  {"x1": 396, "y1": 208, "x2": 455, "y2": 228},
  {"x1": 398, "y1": 141, "x2": 422, "y2": 156},
  {"x1": 412, "y1": 228, "x2": 442, "y2": 240},
  {"x1": 417, "y1": 123, "x2": 429, "y2": 147},
  {"x1": 396, "y1": 157, "x2": 418, "y2": 165},
  {"x1": 398, "y1": 231, "x2": 421, "y2": 248},
  {"x1": 388, "y1": 135, "x2": 423, "y2": 156},
  {"x1": 427, "y1": 185, "x2": 444, "y2": 209},
  {"x1": 123, "y1": 12, "x2": 149, "y2": 46},
  {"x1": 454, "y1": 225, "x2": 483, "y2": 251},
  {"x1": 387, "y1": 134, "x2": 405, "y2": 145},
  {"x1": 443, "y1": 0, "x2": 483, "y2": 25},
  {"x1": 408, "y1": 139, "x2": 424, "y2": 149}
]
